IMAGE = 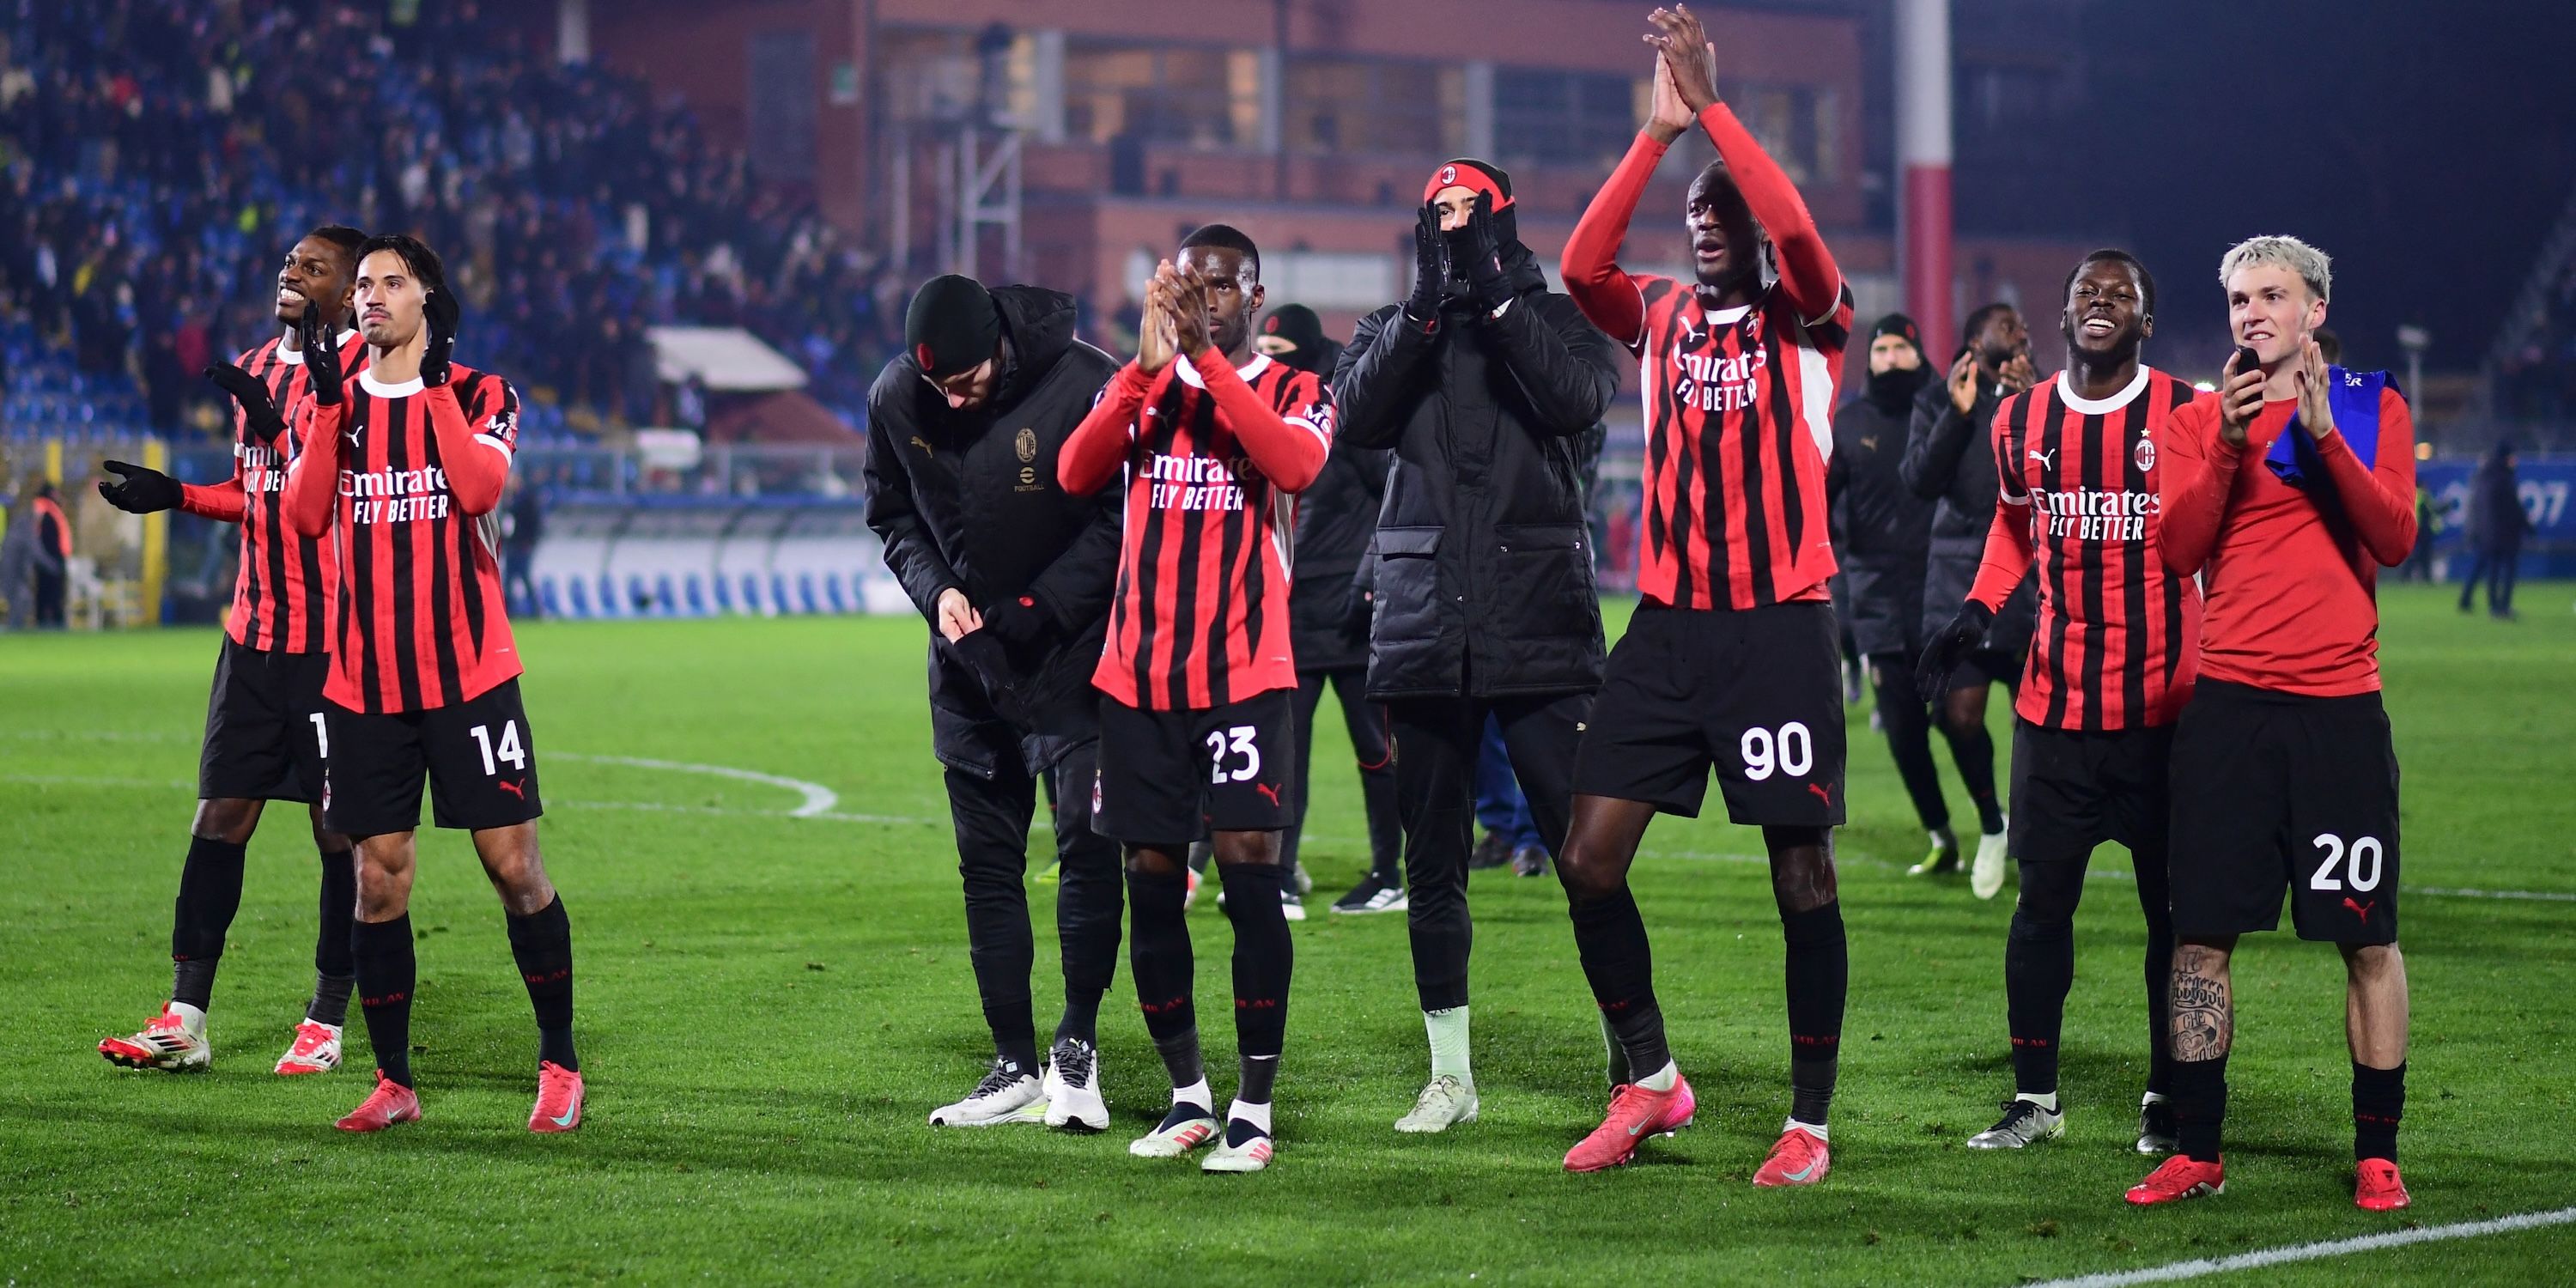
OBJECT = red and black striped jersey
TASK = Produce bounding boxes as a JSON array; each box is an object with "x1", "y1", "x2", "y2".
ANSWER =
[
  {"x1": 179, "y1": 330, "x2": 366, "y2": 653},
  {"x1": 1561, "y1": 102, "x2": 1852, "y2": 611},
  {"x1": 1627, "y1": 278, "x2": 1851, "y2": 609},
  {"x1": 1059, "y1": 349, "x2": 1332, "y2": 711},
  {"x1": 282, "y1": 363, "x2": 522, "y2": 714},
  {"x1": 1967, "y1": 367, "x2": 2204, "y2": 731}
]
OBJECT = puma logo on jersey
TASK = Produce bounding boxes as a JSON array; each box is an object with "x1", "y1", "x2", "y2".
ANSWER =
[
  {"x1": 1254, "y1": 782, "x2": 1282, "y2": 807},
  {"x1": 909, "y1": 435, "x2": 934, "y2": 458},
  {"x1": 496, "y1": 777, "x2": 527, "y2": 799},
  {"x1": 2028, "y1": 447, "x2": 2058, "y2": 469}
]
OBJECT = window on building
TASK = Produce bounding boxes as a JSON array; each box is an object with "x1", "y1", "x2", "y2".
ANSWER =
[
  {"x1": 1065, "y1": 42, "x2": 1261, "y2": 149},
  {"x1": 1285, "y1": 58, "x2": 1461, "y2": 157},
  {"x1": 1714, "y1": 80, "x2": 1836, "y2": 187},
  {"x1": 1492, "y1": 67, "x2": 1640, "y2": 167}
]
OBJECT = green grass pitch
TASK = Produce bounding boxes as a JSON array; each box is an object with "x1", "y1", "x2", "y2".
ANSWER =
[{"x1": 4, "y1": 585, "x2": 2573, "y2": 1285}]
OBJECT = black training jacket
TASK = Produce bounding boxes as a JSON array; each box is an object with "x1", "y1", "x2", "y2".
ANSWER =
[
  {"x1": 1826, "y1": 386, "x2": 1935, "y2": 657},
  {"x1": 1901, "y1": 375, "x2": 2035, "y2": 652},
  {"x1": 863, "y1": 286, "x2": 1121, "y2": 777},
  {"x1": 1333, "y1": 246, "x2": 1619, "y2": 701}
]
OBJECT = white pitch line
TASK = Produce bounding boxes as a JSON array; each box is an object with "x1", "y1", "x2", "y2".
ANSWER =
[
  {"x1": 554, "y1": 753, "x2": 841, "y2": 818},
  {"x1": 2026, "y1": 1204, "x2": 2576, "y2": 1287}
]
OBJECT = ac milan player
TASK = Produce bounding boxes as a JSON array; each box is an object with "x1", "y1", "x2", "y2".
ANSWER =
[
  {"x1": 1554, "y1": 7, "x2": 1855, "y2": 1182},
  {"x1": 1059, "y1": 225, "x2": 1332, "y2": 1173},
  {"x1": 279, "y1": 234, "x2": 581, "y2": 1135},
  {"x1": 94, "y1": 226, "x2": 371, "y2": 1078},
  {"x1": 1914, "y1": 250, "x2": 2203, "y2": 1157},
  {"x1": 2134, "y1": 236, "x2": 2417, "y2": 1212}
]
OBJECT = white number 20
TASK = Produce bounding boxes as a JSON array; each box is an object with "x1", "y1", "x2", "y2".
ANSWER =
[
  {"x1": 1740, "y1": 721, "x2": 1814, "y2": 782},
  {"x1": 1205, "y1": 725, "x2": 1261, "y2": 784},
  {"x1": 470, "y1": 720, "x2": 529, "y2": 777},
  {"x1": 2307, "y1": 832, "x2": 2384, "y2": 892}
]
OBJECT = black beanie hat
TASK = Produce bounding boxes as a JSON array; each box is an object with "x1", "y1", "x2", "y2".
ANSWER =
[
  {"x1": 1869, "y1": 313, "x2": 1922, "y2": 355},
  {"x1": 904, "y1": 275, "x2": 1000, "y2": 379},
  {"x1": 1261, "y1": 304, "x2": 1327, "y2": 369}
]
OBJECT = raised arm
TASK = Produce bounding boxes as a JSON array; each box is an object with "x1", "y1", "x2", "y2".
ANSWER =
[
  {"x1": 1485, "y1": 293, "x2": 1622, "y2": 435},
  {"x1": 1559, "y1": 131, "x2": 1664, "y2": 349},
  {"x1": 280, "y1": 397, "x2": 344, "y2": 538},
  {"x1": 1696, "y1": 103, "x2": 1839, "y2": 324},
  {"x1": 2312, "y1": 385, "x2": 2417, "y2": 566},
  {"x1": 1059, "y1": 360, "x2": 1151, "y2": 497},
  {"x1": 2156, "y1": 398, "x2": 2235, "y2": 577},
  {"x1": 1194, "y1": 348, "x2": 1328, "y2": 494},
  {"x1": 1332, "y1": 306, "x2": 1437, "y2": 449},
  {"x1": 428, "y1": 375, "x2": 514, "y2": 517}
]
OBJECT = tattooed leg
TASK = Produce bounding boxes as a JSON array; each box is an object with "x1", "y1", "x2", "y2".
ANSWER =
[{"x1": 2170, "y1": 938, "x2": 2236, "y2": 1062}]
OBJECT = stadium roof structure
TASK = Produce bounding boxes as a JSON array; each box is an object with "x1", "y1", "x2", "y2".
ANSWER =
[{"x1": 646, "y1": 326, "x2": 811, "y2": 393}]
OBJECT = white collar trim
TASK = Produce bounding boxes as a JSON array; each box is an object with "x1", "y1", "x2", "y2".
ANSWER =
[
  {"x1": 359, "y1": 371, "x2": 425, "y2": 398},
  {"x1": 276, "y1": 329, "x2": 358, "y2": 366},
  {"x1": 1174, "y1": 351, "x2": 1272, "y2": 389},
  {"x1": 2056, "y1": 364, "x2": 2154, "y2": 415}
]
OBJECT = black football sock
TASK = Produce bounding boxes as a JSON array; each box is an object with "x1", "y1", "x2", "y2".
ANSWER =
[
  {"x1": 1941, "y1": 719, "x2": 2006, "y2": 835},
  {"x1": 169, "y1": 835, "x2": 249, "y2": 1012},
  {"x1": 308, "y1": 846, "x2": 357, "y2": 1025},
  {"x1": 2354, "y1": 1060, "x2": 2405, "y2": 1163},
  {"x1": 1218, "y1": 860, "x2": 1292, "y2": 1094},
  {"x1": 1052, "y1": 837, "x2": 1123, "y2": 1048},
  {"x1": 1783, "y1": 901, "x2": 1847, "y2": 1124},
  {"x1": 2003, "y1": 903, "x2": 2075, "y2": 1097},
  {"x1": 350, "y1": 915, "x2": 417, "y2": 1087},
  {"x1": 1126, "y1": 866, "x2": 1201, "y2": 1089},
  {"x1": 2172, "y1": 1054, "x2": 2228, "y2": 1163},
  {"x1": 2141, "y1": 922, "x2": 2176, "y2": 1100},
  {"x1": 1568, "y1": 884, "x2": 1668, "y2": 1078},
  {"x1": 505, "y1": 895, "x2": 578, "y2": 1072}
]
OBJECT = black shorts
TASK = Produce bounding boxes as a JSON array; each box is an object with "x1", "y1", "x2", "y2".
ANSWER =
[
  {"x1": 2009, "y1": 720, "x2": 2172, "y2": 864},
  {"x1": 2168, "y1": 680, "x2": 2399, "y2": 945},
  {"x1": 1092, "y1": 688, "x2": 1298, "y2": 845},
  {"x1": 322, "y1": 679, "x2": 545, "y2": 836},
  {"x1": 1573, "y1": 601, "x2": 1846, "y2": 826},
  {"x1": 199, "y1": 638, "x2": 331, "y2": 803}
]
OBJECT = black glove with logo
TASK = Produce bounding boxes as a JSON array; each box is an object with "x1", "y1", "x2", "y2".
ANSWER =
[
  {"x1": 1404, "y1": 204, "x2": 1449, "y2": 326},
  {"x1": 1913, "y1": 600, "x2": 1994, "y2": 708},
  {"x1": 204, "y1": 363, "x2": 287, "y2": 443},
  {"x1": 1459, "y1": 192, "x2": 1516, "y2": 317},
  {"x1": 421, "y1": 287, "x2": 459, "y2": 387},
  {"x1": 942, "y1": 629, "x2": 1030, "y2": 726},
  {"x1": 982, "y1": 594, "x2": 1055, "y2": 653},
  {"x1": 95, "y1": 459, "x2": 183, "y2": 514},
  {"x1": 299, "y1": 307, "x2": 344, "y2": 406}
]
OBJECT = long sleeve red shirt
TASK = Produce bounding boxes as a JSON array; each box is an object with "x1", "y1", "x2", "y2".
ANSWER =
[{"x1": 2157, "y1": 388, "x2": 2417, "y2": 696}]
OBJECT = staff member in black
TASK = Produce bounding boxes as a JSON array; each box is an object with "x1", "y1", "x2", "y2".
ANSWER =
[
  {"x1": 1900, "y1": 301, "x2": 2036, "y2": 899},
  {"x1": 1334, "y1": 158, "x2": 1620, "y2": 1133},
  {"x1": 1257, "y1": 304, "x2": 1405, "y2": 915},
  {"x1": 864, "y1": 275, "x2": 1125, "y2": 1133},
  {"x1": 1826, "y1": 315, "x2": 1956, "y2": 872}
]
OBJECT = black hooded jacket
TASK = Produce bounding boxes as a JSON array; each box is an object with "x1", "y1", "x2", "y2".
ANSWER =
[
  {"x1": 1901, "y1": 372, "x2": 2036, "y2": 651},
  {"x1": 1827, "y1": 369, "x2": 1935, "y2": 656},
  {"x1": 1333, "y1": 237, "x2": 1621, "y2": 701},
  {"x1": 863, "y1": 285, "x2": 1123, "y2": 777}
]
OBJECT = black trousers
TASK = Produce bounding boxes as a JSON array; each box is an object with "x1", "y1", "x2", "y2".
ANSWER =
[
  {"x1": 1388, "y1": 690, "x2": 1591, "y2": 1012},
  {"x1": 945, "y1": 738, "x2": 1123, "y2": 1052},
  {"x1": 33, "y1": 567, "x2": 64, "y2": 628},
  {"x1": 1285, "y1": 668, "x2": 1400, "y2": 880}
]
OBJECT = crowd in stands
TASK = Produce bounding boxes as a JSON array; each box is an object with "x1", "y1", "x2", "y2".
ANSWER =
[
  {"x1": 0, "y1": 0, "x2": 908, "y2": 447},
  {"x1": 2494, "y1": 257, "x2": 2576, "y2": 426}
]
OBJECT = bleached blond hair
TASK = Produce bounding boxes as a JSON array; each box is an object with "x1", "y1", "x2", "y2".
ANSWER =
[{"x1": 2220, "y1": 235, "x2": 2332, "y2": 303}]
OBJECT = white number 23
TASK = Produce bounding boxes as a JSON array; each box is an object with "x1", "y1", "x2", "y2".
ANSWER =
[{"x1": 1206, "y1": 726, "x2": 1261, "y2": 784}]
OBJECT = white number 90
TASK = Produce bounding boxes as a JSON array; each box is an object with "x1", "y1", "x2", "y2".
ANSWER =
[{"x1": 1741, "y1": 721, "x2": 1814, "y2": 782}]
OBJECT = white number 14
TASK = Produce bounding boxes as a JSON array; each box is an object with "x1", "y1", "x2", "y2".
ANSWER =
[{"x1": 470, "y1": 720, "x2": 528, "y2": 776}]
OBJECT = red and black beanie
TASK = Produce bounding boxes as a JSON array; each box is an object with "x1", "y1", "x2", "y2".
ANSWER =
[{"x1": 1422, "y1": 158, "x2": 1515, "y2": 211}]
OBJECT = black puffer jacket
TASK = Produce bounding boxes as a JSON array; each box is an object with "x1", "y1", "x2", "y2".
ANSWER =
[
  {"x1": 863, "y1": 286, "x2": 1122, "y2": 777},
  {"x1": 1826, "y1": 375, "x2": 1935, "y2": 657},
  {"x1": 1334, "y1": 246, "x2": 1621, "y2": 701},
  {"x1": 1289, "y1": 432, "x2": 1391, "y2": 672},
  {"x1": 1902, "y1": 374, "x2": 2037, "y2": 652}
]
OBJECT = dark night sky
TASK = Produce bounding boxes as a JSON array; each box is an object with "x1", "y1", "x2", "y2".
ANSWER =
[{"x1": 2073, "y1": 0, "x2": 2576, "y2": 372}]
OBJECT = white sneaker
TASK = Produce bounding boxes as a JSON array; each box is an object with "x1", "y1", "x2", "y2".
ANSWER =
[
  {"x1": 1042, "y1": 1039, "x2": 1108, "y2": 1132},
  {"x1": 274, "y1": 1019, "x2": 343, "y2": 1075},
  {"x1": 99, "y1": 1004, "x2": 210, "y2": 1072},
  {"x1": 1971, "y1": 823, "x2": 2009, "y2": 901},
  {"x1": 1967, "y1": 1097, "x2": 2065, "y2": 1149},
  {"x1": 1201, "y1": 1124, "x2": 1276, "y2": 1173},
  {"x1": 927, "y1": 1065, "x2": 1048, "y2": 1127},
  {"x1": 1394, "y1": 1073, "x2": 1479, "y2": 1133},
  {"x1": 1129, "y1": 1106, "x2": 1222, "y2": 1157},
  {"x1": 1289, "y1": 862, "x2": 1314, "y2": 896},
  {"x1": 1282, "y1": 890, "x2": 1307, "y2": 922}
]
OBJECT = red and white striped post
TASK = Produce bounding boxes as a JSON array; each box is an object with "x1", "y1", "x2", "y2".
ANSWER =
[{"x1": 1895, "y1": 0, "x2": 1954, "y2": 361}]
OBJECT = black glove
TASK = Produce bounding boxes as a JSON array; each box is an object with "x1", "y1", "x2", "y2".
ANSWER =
[
  {"x1": 1344, "y1": 581, "x2": 1376, "y2": 637},
  {"x1": 421, "y1": 286, "x2": 459, "y2": 387},
  {"x1": 1459, "y1": 192, "x2": 1514, "y2": 317},
  {"x1": 299, "y1": 307, "x2": 343, "y2": 406},
  {"x1": 981, "y1": 593, "x2": 1054, "y2": 653},
  {"x1": 1914, "y1": 600, "x2": 1994, "y2": 708},
  {"x1": 95, "y1": 459, "x2": 182, "y2": 514},
  {"x1": 941, "y1": 629, "x2": 1029, "y2": 726},
  {"x1": 1404, "y1": 203, "x2": 1448, "y2": 325},
  {"x1": 204, "y1": 363, "x2": 287, "y2": 443}
]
